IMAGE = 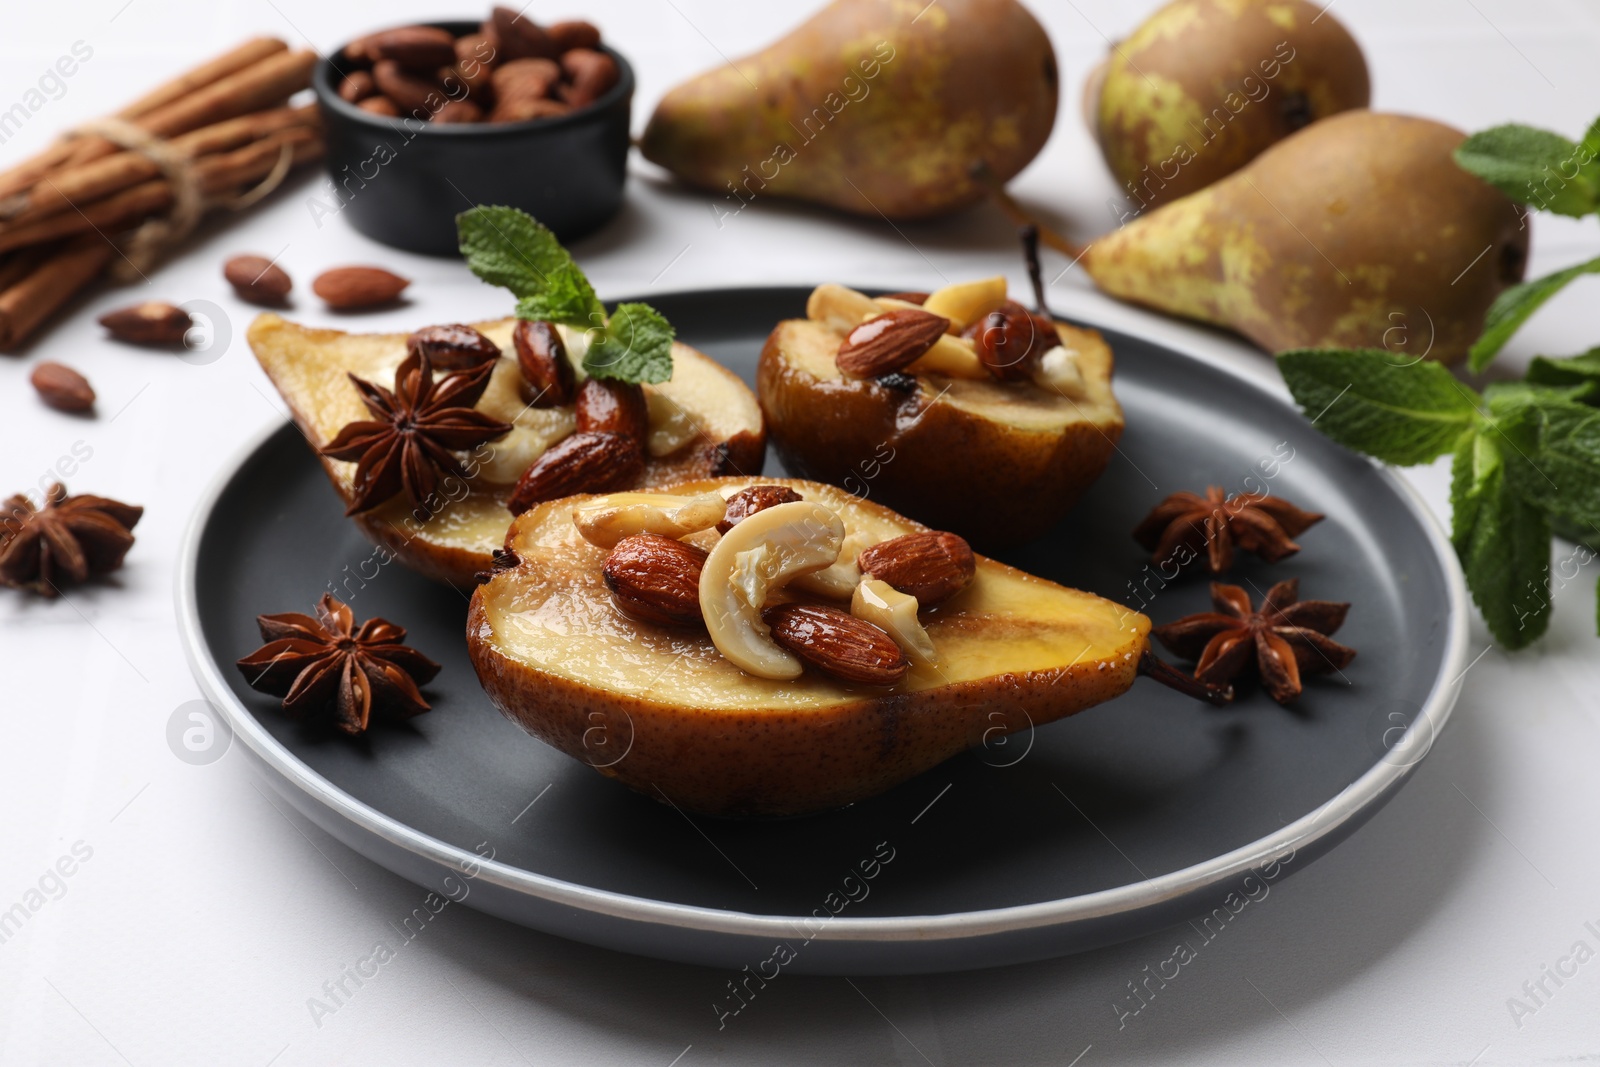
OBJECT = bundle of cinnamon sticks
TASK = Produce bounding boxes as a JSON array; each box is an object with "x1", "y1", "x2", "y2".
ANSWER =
[{"x1": 0, "y1": 37, "x2": 324, "y2": 349}]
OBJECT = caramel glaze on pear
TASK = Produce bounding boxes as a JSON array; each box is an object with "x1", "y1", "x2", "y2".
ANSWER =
[
  {"x1": 468, "y1": 477, "x2": 1151, "y2": 817},
  {"x1": 1089, "y1": 0, "x2": 1370, "y2": 210},
  {"x1": 1084, "y1": 111, "x2": 1528, "y2": 364},
  {"x1": 640, "y1": 0, "x2": 1058, "y2": 220}
]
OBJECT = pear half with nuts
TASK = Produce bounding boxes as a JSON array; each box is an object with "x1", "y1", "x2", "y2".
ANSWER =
[
  {"x1": 248, "y1": 314, "x2": 765, "y2": 588},
  {"x1": 758, "y1": 281, "x2": 1124, "y2": 547},
  {"x1": 467, "y1": 476, "x2": 1157, "y2": 817}
]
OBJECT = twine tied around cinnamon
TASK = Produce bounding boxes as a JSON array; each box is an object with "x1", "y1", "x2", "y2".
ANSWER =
[{"x1": 69, "y1": 117, "x2": 295, "y2": 280}]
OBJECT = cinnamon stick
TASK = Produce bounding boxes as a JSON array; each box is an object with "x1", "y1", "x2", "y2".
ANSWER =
[{"x1": 0, "y1": 236, "x2": 113, "y2": 350}]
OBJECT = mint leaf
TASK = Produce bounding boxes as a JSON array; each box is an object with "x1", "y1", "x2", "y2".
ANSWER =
[
  {"x1": 1451, "y1": 418, "x2": 1552, "y2": 649},
  {"x1": 1277, "y1": 348, "x2": 1482, "y2": 465},
  {"x1": 584, "y1": 302, "x2": 674, "y2": 384},
  {"x1": 457, "y1": 206, "x2": 603, "y2": 325},
  {"x1": 1491, "y1": 390, "x2": 1600, "y2": 529},
  {"x1": 1527, "y1": 346, "x2": 1600, "y2": 399},
  {"x1": 1454, "y1": 124, "x2": 1600, "y2": 217},
  {"x1": 1482, "y1": 379, "x2": 1596, "y2": 409},
  {"x1": 1469, "y1": 255, "x2": 1600, "y2": 371}
]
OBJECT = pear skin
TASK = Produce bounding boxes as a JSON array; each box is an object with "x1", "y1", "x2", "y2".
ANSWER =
[
  {"x1": 640, "y1": 0, "x2": 1058, "y2": 220},
  {"x1": 1083, "y1": 111, "x2": 1529, "y2": 364},
  {"x1": 1091, "y1": 0, "x2": 1370, "y2": 211}
]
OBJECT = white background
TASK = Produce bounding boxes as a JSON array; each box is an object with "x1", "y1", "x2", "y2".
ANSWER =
[{"x1": 3, "y1": 1, "x2": 1600, "y2": 1063}]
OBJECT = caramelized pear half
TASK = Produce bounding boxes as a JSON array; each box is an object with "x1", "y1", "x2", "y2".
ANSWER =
[
  {"x1": 468, "y1": 477, "x2": 1151, "y2": 817},
  {"x1": 758, "y1": 306, "x2": 1123, "y2": 547},
  {"x1": 249, "y1": 314, "x2": 765, "y2": 588}
]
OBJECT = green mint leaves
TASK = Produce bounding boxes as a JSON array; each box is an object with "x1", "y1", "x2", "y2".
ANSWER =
[
  {"x1": 1279, "y1": 348, "x2": 1600, "y2": 650},
  {"x1": 1454, "y1": 115, "x2": 1600, "y2": 371},
  {"x1": 456, "y1": 206, "x2": 673, "y2": 384}
]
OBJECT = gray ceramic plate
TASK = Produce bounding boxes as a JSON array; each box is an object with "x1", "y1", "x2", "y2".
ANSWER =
[{"x1": 177, "y1": 287, "x2": 1467, "y2": 975}]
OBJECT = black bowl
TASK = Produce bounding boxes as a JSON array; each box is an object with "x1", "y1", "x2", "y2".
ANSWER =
[{"x1": 311, "y1": 22, "x2": 634, "y2": 255}]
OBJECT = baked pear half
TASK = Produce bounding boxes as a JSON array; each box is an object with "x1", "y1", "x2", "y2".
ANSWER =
[
  {"x1": 249, "y1": 314, "x2": 765, "y2": 588},
  {"x1": 758, "y1": 282, "x2": 1124, "y2": 547},
  {"x1": 467, "y1": 476, "x2": 1154, "y2": 817}
]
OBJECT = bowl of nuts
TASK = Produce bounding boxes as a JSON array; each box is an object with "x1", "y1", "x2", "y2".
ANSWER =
[{"x1": 312, "y1": 9, "x2": 634, "y2": 254}]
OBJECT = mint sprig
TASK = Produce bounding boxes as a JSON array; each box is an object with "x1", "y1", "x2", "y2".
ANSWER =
[
  {"x1": 1279, "y1": 348, "x2": 1600, "y2": 649},
  {"x1": 456, "y1": 206, "x2": 673, "y2": 385}
]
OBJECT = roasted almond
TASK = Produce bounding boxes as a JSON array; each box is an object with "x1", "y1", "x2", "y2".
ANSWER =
[
  {"x1": 358, "y1": 95, "x2": 401, "y2": 117},
  {"x1": 603, "y1": 534, "x2": 707, "y2": 627},
  {"x1": 548, "y1": 20, "x2": 601, "y2": 53},
  {"x1": 836, "y1": 308, "x2": 950, "y2": 379},
  {"x1": 857, "y1": 531, "x2": 975, "y2": 607},
  {"x1": 492, "y1": 6, "x2": 557, "y2": 60},
  {"x1": 406, "y1": 324, "x2": 501, "y2": 370},
  {"x1": 372, "y1": 59, "x2": 441, "y2": 115},
  {"x1": 507, "y1": 431, "x2": 644, "y2": 514},
  {"x1": 337, "y1": 70, "x2": 376, "y2": 103},
  {"x1": 575, "y1": 377, "x2": 648, "y2": 443},
  {"x1": 31, "y1": 362, "x2": 95, "y2": 413},
  {"x1": 762, "y1": 604, "x2": 909, "y2": 687},
  {"x1": 98, "y1": 301, "x2": 192, "y2": 345},
  {"x1": 717, "y1": 485, "x2": 803, "y2": 534},
  {"x1": 431, "y1": 99, "x2": 484, "y2": 124},
  {"x1": 558, "y1": 48, "x2": 620, "y2": 108},
  {"x1": 223, "y1": 253, "x2": 291, "y2": 305},
  {"x1": 492, "y1": 58, "x2": 560, "y2": 101},
  {"x1": 512, "y1": 319, "x2": 575, "y2": 406},
  {"x1": 312, "y1": 266, "x2": 410, "y2": 310},
  {"x1": 366, "y1": 26, "x2": 457, "y2": 71},
  {"x1": 490, "y1": 96, "x2": 570, "y2": 123},
  {"x1": 709, "y1": 429, "x2": 766, "y2": 476}
]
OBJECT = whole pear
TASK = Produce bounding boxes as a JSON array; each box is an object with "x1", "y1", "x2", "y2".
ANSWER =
[
  {"x1": 640, "y1": 0, "x2": 1058, "y2": 220},
  {"x1": 1090, "y1": 0, "x2": 1370, "y2": 211},
  {"x1": 1082, "y1": 111, "x2": 1529, "y2": 364}
]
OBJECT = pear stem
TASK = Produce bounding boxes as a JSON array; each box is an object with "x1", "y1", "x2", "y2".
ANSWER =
[
  {"x1": 1018, "y1": 224, "x2": 1050, "y2": 317},
  {"x1": 969, "y1": 160, "x2": 1087, "y2": 261},
  {"x1": 1138, "y1": 647, "x2": 1234, "y2": 707}
]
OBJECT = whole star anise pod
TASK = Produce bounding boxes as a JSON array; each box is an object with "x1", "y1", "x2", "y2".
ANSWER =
[
  {"x1": 320, "y1": 352, "x2": 512, "y2": 515},
  {"x1": 235, "y1": 593, "x2": 440, "y2": 736},
  {"x1": 1153, "y1": 579, "x2": 1355, "y2": 705},
  {"x1": 0, "y1": 484, "x2": 143, "y2": 597},
  {"x1": 1134, "y1": 486, "x2": 1324, "y2": 574}
]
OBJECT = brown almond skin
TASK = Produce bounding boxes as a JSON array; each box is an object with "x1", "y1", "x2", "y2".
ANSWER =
[
  {"x1": 31, "y1": 362, "x2": 95, "y2": 413},
  {"x1": 858, "y1": 531, "x2": 976, "y2": 606},
  {"x1": 367, "y1": 26, "x2": 457, "y2": 71},
  {"x1": 223, "y1": 254, "x2": 291, "y2": 306},
  {"x1": 491, "y1": 96, "x2": 570, "y2": 123},
  {"x1": 337, "y1": 71, "x2": 376, "y2": 103},
  {"x1": 717, "y1": 485, "x2": 803, "y2": 534},
  {"x1": 548, "y1": 20, "x2": 601, "y2": 53},
  {"x1": 763, "y1": 604, "x2": 909, "y2": 687},
  {"x1": 558, "y1": 49, "x2": 620, "y2": 108},
  {"x1": 836, "y1": 308, "x2": 950, "y2": 378},
  {"x1": 492, "y1": 6, "x2": 557, "y2": 60},
  {"x1": 98, "y1": 301, "x2": 192, "y2": 345},
  {"x1": 512, "y1": 320, "x2": 575, "y2": 406},
  {"x1": 372, "y1": 59, "x2": 441, "y2": 115},
  {"x1": 603, "y1": 534, "x2": 707, "y2": 627},
  {"x1": 575, "y1": 377, "x2": 648, "y2": 444},
  {"x1": 406, "y1": 324, "x2": 501, "y2": 370},
  {"x1": 708, "y1": 429, "x2": 767, "y2": 477},
  {"x1": 312, "y1": 267, "x2": 410, "y2": 310},
  {"x1": 432, "y1": 99, "x2": 484, "y2": 124},
  {"x1": 507, "y1": 432, "x2": 644, "y2": 515},
  {"x1": 492, "y1": 58, "x2": 560, "y2": 101},
  {"x1": 358, "y1": 96, "x2": 401, "y2": 117}
]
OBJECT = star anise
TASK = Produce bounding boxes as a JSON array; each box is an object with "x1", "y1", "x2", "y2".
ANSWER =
[
  {"x1": 320, "y1": 352, "x2": 512, "y2": 515},
  {"x1": 0, "y1": 484, "x2": 143, "y2": 597},
  {"x1": 1134, "y1": 486, "x2": 1324, "y2": 574},
  {"x1": 235, "y1": 593, "x2": 441, "y2": 736},
  {"x1": 1152, "y1": 579, "x2": 1355, "y2": 705}
]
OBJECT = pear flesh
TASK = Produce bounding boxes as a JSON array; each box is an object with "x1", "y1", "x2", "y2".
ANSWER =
[{"x1": 1083, "y1": 111, "x2": 1529, "y2": 363}]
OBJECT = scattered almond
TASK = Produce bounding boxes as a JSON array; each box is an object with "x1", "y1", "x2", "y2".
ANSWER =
[
  {"x1": 407, "y1": 323, "x2": 501, "y2": 370},
  {"x1": 223, "y1": 254, "x2": 291, "y2": 306},
  {"x1": 763, "y1": 604, "x2": 909, "y2": 687},
  {"x1": 98, "y1": 301, "x2": 192, "y2": 345},
  {"x1": 857, "y1": 531, "x2": 975, "y2": 607},
  {"x1": 30, "y1": 362, "x2": 95, "y2": 413},
  {"x1": 512, "y1": 320, "x2": 575, "y2": 406},
  {"x1": 603, "y1": 534, "x2": 707, "y2": 627},
  {"x1": 575, "y1": 378, "x2": 648, "y2": 444},
  {"x1": 717, "y1": 485, "x2": 803, "y2": 534},
  {"x1": 313, "y1": 266, "x2": 410, "y2": 310},
  {"x1": 508, "y1": 431, "x2": 643, "y2": 514},
  {"x1": 836, "y1": 308, "x2": 950, "y2": 379}
]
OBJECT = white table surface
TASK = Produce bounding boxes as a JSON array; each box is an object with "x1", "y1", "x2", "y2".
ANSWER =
[{"x1": 4, "y1": 1, "x2": 1600, "y2": 1063}]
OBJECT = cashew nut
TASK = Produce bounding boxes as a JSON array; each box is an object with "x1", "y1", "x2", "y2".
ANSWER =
[
  {"x1": 790, "y1": 528, "x2": 874, "y2": 599},
  {"x1": 852, "y1": 578, "x2": 938, "y2": 668},
  {"x1": 921, "y1": 276, "x2": 1007, "y2": 331},
  {"x1": 699, "y1": 500, "x2": 845, "y2": 679},
  {"x1": 573, "y1": 492, "x2": 727, "y2": 549},
  {"x1": 806, "y1": 283, "x2": 881, "y2": 335}
]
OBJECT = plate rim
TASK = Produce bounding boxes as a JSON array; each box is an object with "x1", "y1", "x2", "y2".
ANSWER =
[{"x1": 177, "y1": 289, "x2": 1470, "y2": 947}]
